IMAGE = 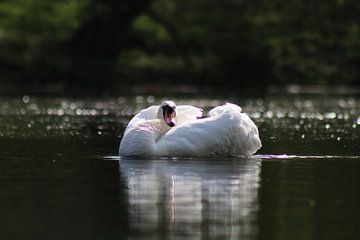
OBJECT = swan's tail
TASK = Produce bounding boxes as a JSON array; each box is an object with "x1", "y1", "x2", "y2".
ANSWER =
[{"x1": 233, "y1": 112, "x2": 262, "y2": 157}]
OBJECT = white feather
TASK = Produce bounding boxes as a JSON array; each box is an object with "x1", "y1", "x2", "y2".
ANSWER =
[{"x1": 119, "y1": 102, "x2": 261, "y2": 157}]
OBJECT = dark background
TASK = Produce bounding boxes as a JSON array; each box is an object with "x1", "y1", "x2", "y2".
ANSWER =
[{"x1": 0, "y1": 0, "x2": 359, "y2": 94}]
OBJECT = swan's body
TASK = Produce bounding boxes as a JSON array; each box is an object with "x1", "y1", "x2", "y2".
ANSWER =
[{"x1": 119, "y1": 101, "x2": 261, "y2": 157}]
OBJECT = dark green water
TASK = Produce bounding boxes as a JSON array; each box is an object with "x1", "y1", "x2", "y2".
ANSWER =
[{"x1": 0, "y1": 93, "x2": 360, "y2": 239}]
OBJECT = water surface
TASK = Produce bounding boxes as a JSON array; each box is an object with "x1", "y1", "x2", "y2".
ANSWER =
[{"x1": 0, "y1": 92, "x2": 359, "y2": 239}]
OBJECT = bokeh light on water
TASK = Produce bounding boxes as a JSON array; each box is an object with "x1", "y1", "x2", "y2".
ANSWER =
[
  {"x1": 1, "y1": 94, "x2": 359, "y2": 155},
  {"x1": 247, "y1": 96, "x2": 360, "y2": 142}
]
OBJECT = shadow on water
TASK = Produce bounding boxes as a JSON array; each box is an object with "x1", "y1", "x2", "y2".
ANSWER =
[
  {"x1": 257, "y1": 155, "x2": 360, "y2": 240},
  {"x1": 0, "y1": 138, "x2": 128, "y2": 240},
  {"x1": 117, "y1": 157, "x2": 261, "y2": 239}
]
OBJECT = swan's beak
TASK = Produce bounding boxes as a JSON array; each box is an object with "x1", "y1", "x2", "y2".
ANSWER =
[{"x1": 163, "y1": 109, "x2": 176, "y2": 127}]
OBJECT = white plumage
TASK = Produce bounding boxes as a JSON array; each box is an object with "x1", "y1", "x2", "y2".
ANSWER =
[{"x1": 119, "y1": 101, "x2": 261, "y2": 157}]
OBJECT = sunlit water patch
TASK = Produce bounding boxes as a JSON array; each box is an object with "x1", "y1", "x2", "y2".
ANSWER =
[{"x1": 1, "y1": 94, "x2": 359, "y2": 155}]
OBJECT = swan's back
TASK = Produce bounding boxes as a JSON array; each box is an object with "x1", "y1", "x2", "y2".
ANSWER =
[
  {"x1": 156, "y1": 107, "x2": 261, "y2": 157},
  {"x1": 176, "y1": 105, "x2": 203, "y2": 124},
  {"x1": 208, "y1": 103, "x2": 242, "y2": 117}
]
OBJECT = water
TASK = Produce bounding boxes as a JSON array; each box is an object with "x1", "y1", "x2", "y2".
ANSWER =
[{"x1": 0, "y1": 92, "x2": 360, "y2": 239}]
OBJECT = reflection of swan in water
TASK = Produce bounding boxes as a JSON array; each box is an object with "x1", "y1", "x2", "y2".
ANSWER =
[
  {"x1": 119, "y1": 101, "x2": 261, "y2": 157},
  {"x1": 118, "y1": 158, "x2": 261, "y2": 239}
]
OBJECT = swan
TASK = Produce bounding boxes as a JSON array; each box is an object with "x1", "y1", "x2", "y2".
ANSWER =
[{"x1": 118, "y1": 101, "x2": 261, "y2": 157}]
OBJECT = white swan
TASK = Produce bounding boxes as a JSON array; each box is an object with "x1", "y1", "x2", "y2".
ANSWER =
[{"x1": 119, "y1": 101, "x2": 261, "y2": 157}]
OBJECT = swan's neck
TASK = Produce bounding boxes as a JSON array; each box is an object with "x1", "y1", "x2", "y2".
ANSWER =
[{"x1": 149, "y1": 119, "x2": 171, "y2": 142}]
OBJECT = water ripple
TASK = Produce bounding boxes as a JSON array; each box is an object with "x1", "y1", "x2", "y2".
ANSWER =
[{"x1": 256, "y1": 154, "x2": 360, "y2": 160}]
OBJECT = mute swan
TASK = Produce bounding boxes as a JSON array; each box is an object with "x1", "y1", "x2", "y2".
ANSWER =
[{"x1": 119, "y1": 101, "x2": 261, "y2": 157}]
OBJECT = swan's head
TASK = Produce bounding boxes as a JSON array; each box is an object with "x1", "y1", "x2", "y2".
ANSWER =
[{"x1": 159, "y1": 101, "x2": 177, "y2": 127}]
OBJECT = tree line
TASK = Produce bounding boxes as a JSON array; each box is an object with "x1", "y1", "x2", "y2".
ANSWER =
[{"x1": 0, "y1": 0, "x2": 359, "y2": 92}]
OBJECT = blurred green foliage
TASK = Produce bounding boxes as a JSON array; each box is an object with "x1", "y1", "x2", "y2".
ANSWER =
[
  {"x1": 0, "y1": 0, "x2": 84, "y2": 65},
  {"x1": 0, "y1": 0, "x2": 359, "y2": 90}
]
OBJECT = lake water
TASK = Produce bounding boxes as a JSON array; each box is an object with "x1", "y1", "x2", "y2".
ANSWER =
[{"x1": 0, "y1": 91, "x2": 360, "y2": 239}]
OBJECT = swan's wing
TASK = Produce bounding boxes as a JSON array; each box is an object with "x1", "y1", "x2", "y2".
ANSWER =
[
  {"x1": 124, "y1": 106, "x2": 159, "y2": 135},
  {"x1": 176, "y1": 105, "x2": 203, "y2": 125},
  {"x1": 156, "y1": 111, "x2": 261, "y2": 157},
  {"x1": 208, "y1": 103, "x2": 242, "y2": 117}
]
